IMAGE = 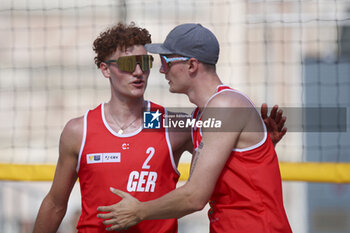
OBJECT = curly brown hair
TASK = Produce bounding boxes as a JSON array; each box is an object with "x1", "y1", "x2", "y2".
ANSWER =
[{"x1": 93, "y1": 22, "x2": 152, "y2": 68}]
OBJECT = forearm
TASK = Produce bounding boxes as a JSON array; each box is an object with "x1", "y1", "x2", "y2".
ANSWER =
[
  {"x1": 33, "y1": 196, "x2": 67, "y2": 233},
  {"x1": 138, "y1": 183, "x2": 205, "y2": 221}
]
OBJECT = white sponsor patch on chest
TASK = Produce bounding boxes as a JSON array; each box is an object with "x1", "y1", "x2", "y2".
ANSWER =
[{"x1": 86, "y1": 153, "x2": 121, "y2": 164}]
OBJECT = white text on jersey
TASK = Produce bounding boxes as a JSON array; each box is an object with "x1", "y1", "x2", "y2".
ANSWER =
[{"x1": 127, "y1": 171, "x2": 157, "y2": 192}]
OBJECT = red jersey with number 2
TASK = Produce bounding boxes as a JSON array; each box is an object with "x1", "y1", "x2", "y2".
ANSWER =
[{"x1": 76, "y1": 101, "x2": 179, "y2": 233}]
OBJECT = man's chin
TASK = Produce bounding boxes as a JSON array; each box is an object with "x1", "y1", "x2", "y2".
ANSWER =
[
  {"x1": 129, "y1": 89, "x2": 146, "y2": 98},
  {"x1": 169, "y1": 87, "x2": 177, "y2": 93}
]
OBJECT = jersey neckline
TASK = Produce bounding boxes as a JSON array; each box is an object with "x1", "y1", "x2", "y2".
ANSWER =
[{"x1": 101, "y1": 101, "x2": 149, "y2": 138}]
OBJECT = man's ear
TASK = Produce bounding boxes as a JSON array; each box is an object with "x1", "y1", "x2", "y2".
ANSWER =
[
  {"x1": 188, "y1": 58, "x2": 199, "y2": 74},
  {"x1": 100, "y1": 62, "x2": 111, "y2": 78}
]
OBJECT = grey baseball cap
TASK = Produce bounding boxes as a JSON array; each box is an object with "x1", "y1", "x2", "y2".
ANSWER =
[{"x1": 145, "y1": 23, "x2": 219, "y2": 64}]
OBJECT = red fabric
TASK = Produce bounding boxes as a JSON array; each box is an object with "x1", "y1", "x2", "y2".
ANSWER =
[
  {"x1": 77, "y1": 102, "x2": 179, "y2": 233},
  {"x1": 192, "y1": 85, "x2": 292, "y2": 233}
]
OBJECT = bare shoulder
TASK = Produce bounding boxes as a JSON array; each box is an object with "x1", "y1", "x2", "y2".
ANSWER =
[
  {"x1": 60, "y1": 115, "x2": 85, "y2": 155},
  {"x1": 207, "y1": 90, "x2": 253, "y2": 108},
  {"x1": 203, "y1": 91, "x2": 258, "y2": 133},
  {"x1": 62, "y1": 116, "x2": 84, "y2": 138}
]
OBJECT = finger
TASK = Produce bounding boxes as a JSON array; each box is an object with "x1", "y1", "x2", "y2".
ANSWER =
[
  {"x1": 270, "y1": 105, "x2": 278, "y2": 120},
  {"x1": 102, "y1": 218, "x2": 118, "y2": 226},
  {"x1": 261, "y1": 103, "x2": 268, "y2": 119},
  {"x1": 97, "y1": 205, "x2": 113, "y2": 212},
  {"x1": 106, "y1": 224, "x2": 127, "y2": 231},
  {"x1": 97, "y1": 212, "x2": 114, "y2": 220},
  {"x1": 269, "y1": 119, "x2": 278, "y2": 131},
  {"x1": 275, "y1": 109, "x2": 283, "y2": 124},
  {"x1": 110, "y1": 187, "x2": 129, "y2": 198},
  {"x1": 282, "y1": 127, "x2": 287, "y2": 135},
  {"x1": 280, "y1": 128, "x2": 287, "y2": 138},
  {"x1": 277, "y1": 116, "x2": 286, "y2": 131}
]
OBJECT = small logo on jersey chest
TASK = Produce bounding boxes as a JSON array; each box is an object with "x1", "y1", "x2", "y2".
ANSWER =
[
  {"x1": 86, "y1": 153, "x2": 121, "y2": 164},
  {"x1": 122, "y1": 143, "x2": 130, "y2": 150}
]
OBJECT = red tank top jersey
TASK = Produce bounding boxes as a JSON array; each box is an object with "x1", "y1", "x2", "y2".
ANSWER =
[
  {"x1": 76, "y1": 101, "x2": 180, "y2": 233},
  {"x1": 191, "y1": 85, "x2": 292, "y2": 233}
]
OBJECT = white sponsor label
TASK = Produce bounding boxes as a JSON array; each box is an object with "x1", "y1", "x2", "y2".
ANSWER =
[
  {"x1": 86, "y1": 153, "x2": 121, "y2": 164},
  {"x1": 103, "y1": 153, "x2": 121, "y2": 163}
]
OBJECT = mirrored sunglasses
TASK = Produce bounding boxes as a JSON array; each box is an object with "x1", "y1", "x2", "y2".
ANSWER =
[
  {"x1": 160, "y1": 55, "x2": 190, "y2": 73},
  {"x1": 105, "y1": 55, "x2": 154, "y2": 73}
]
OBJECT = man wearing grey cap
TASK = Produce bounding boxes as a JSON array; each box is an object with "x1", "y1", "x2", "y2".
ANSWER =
[{"x1": 97, "y1": 23, "x2": 292, "y2": 233}]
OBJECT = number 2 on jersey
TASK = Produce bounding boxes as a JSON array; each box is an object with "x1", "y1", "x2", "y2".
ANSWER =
[{"x1": 142, "y1": 147, "x2": 155, "y2": 169}]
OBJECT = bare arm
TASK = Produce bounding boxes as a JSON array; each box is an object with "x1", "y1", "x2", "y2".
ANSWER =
[
  {"x1": 32, "y1": 118, "x2": 82, "y2": 233},
  {"x1": 97, "y1": 93, "x2": 251, "y2": 231}
]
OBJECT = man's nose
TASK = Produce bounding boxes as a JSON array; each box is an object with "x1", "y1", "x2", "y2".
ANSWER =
[{"x1": 132, "y1": 63, "x2": 144, "y2": 76}]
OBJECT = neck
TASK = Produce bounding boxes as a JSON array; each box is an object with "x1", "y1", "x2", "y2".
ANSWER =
[
  {"x1": 187, "y1": 73, "x2": 222, "y2": 108},
  {"x1": 105, "y1": 96, "x2": 145, "y2": 135},
  {"x1": 108, "y1": 96, "x2": 145, "y2": 120}
]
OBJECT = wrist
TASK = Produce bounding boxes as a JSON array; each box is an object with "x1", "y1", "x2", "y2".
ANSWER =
[{"x1": 135, "y1": 200, "x2": 146, "y2": 221}]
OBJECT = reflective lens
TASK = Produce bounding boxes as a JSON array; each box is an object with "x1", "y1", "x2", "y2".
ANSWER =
[
  {"x1": 105, "y1": 55, "x2": 154, "y2": 73},
  {"x1": 160, "y1": 55, "x2": 190, "y2": 73},
  {"x1": 160, "y1": 56, "x2": 170, "y2": 73}
]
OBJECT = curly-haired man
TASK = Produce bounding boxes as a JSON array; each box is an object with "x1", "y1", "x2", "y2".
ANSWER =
[{"x1": 33, "y1": 22, "x2": 190, "y2": 233}]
